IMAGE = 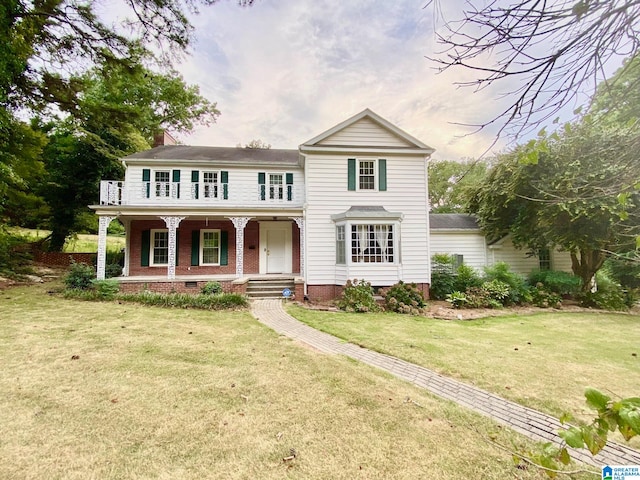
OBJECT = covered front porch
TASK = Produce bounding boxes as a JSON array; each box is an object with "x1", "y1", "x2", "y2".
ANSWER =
[{"x1": 92, "y1": 208, "x2": 306, "y2": 290}]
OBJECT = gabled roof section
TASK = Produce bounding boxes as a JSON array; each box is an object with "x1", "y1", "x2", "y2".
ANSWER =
[
  {"x1": 300, "y1": 109, "x2": 435, "y2": 155},
  {"x1": 429, "y1": 214, "x2": 480, "y2": 230},
  {"x1": 123, "y1": 145, "x2": 300, "y2": 166}
]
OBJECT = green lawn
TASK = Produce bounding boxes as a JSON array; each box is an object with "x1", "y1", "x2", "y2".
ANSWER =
[
  {"x1": 0, "y1": 284, "x2": 597, "y2": 479},
  {"x1": 287, "y1": 306, "x2": 640, "y2": 425},
  {"x1": 10, "y1": 227, "x2": 124, "y2": 252}
]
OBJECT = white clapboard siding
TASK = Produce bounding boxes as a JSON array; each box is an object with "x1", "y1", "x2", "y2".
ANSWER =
[
  {"x1": 429, "y1": 231, "x2": 487, "y2": 272},
  {"x1": 317, "y1": 118, "x2": 414, "y2": 147},
  {"x1": 487, "y1": 238, "x2": 540, "y2": 275},
  {"x1": 550, "y1": 249, "x2": 574, "y2": 272},
  {"x1": 305, "y1": 153, "x2": 429, "y2": 287},
  {"x1": 120, "y1": 165, "x2": 304, "y2": 206}
]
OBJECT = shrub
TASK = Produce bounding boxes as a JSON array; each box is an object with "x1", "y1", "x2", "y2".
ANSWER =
[
  {"x1": 578, "y1": 271, "x2": 628, "y2": 311},
  {"x1": 464, "y1": 286, "x2": 503, "y2": 309},
  {"x1": 201, "y1": 281, "x2": 223, "y2": 295},
  {"x1": 0, "y1": 228, "x2": 34, "y2": 277},
  {"x1": 454, "y1": 264, "x2": 482, "y2": 293},
  {"x1": 337, "y1": 279, "x2": 380, "y2": 313},
  {"x1": 446, "y1": 291, "x2": 467, "y2": 309},
  {"x1": 117, "y1": 291, "x2": 248, "y2": 309},
  {"x1": 64, "y1": 262, "x2": 95, "y2": 290},
  {"x1": 382, "y1": 281, "x2": 426, "y2": 315},
  {"x1": 430, "y1": 271, "x2": 456, "y2": 300},
  {"x1": 482, "y1": 279, "x2": 511, "y2": 305},
  {"x1": 105, "y1": 264, "x2": 123, "y2": 278},
  {"x1": 483, "y1": 262, "x2": 529, "y2": 305},
  {"x1": 602, "y1": 255, "x2": 640, "y2": 290},
  {"x1": 530, "y1": 284, "x2": 562, "y2": 308},
  {"x1": 91, "y1": 279, "x2": 120, "y2": 299},
  {"x1": 527, "y1": 270, "x2": 581, "y2": 296}
]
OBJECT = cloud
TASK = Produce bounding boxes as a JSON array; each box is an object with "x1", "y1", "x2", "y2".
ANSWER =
[{"x1": 176, "y1": 0, "x2": 515, "y2": 159}]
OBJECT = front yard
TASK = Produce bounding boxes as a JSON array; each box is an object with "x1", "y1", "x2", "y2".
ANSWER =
[
  {"x1": 287, "y1": 305, "x2": 640, "y2": 430},
  {"x1": 0, "y1": 284, "x2": 598, "y2": 479}
]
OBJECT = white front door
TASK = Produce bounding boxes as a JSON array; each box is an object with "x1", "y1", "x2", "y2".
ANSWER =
[{"x1": 259, "y1": 221, "x2": 292, "y2": 274}]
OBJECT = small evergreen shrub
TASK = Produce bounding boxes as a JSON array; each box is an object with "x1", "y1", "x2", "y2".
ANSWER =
[
  {"x1": 338, "y1": 279, "x2": 379, "y2": 313},
  {"x1": 382, "y1": 281, "x2": 426, "y2": 315},
  {"x1": 105, "y1": 264, "x2": 123, "y2": 278},
  {"x1": 454, "y1": 264, "x2": 482, "y2": 293},
  {"x1": 201, "y1": 281, "x2": 223, "y2": 295},
  {"x1": 64, "y1": 262, "x2": 96, "y2": 290},
  {"x1": 527, "y1": 270, "x2": 581, "y2": 296},
  {"x1": 430, "y1": 271, "x2": 456, "y2": 300}
]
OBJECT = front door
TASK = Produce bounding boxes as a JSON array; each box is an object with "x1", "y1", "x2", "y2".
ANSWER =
[{"x1": 259, "y1": 221, "x2": 292, "y2": 274}]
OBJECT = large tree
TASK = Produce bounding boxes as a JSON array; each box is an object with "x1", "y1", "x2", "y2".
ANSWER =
[
  {"x1": 39, "y1": 62, "x2": 219, "y2": 250},
  {"x1": 428, "y1": 159, "x2": 487, "y2": 213},
  {"x1": 426, "y1": 0, "x2": 640, "y2": 137},
  {"x1": 467, "y1": 120, "x2": 640, "y2": 289}
]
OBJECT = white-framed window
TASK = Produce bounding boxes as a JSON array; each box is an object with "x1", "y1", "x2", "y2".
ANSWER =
[
  {"x1": 154, "y1": 170, "x2": 170, "y2": 198},
  {"x1": 203, "y1": 171, "x2": 219, "y2": 199},
  {"x1": 200, "y1": 229, "x2": 221, "y2": 265},
  {"x1": 358, "y1": 160, "x2": 376, "y2": 190},
  {"x1": 151, "y1": 229, "x2": 169, "y2": 265},
  {"x1": 351, "y1": 224, "x2": 394, "y2": 263},
  {"x1": 269, "y1": 173, "x2": 284, "y2": 200},
  {"x1": 538, "y1": 248, "x2": 551, "y2": 270},
  {"x1": 336, "y1": 225, "x2": 346, "y2": 264}
]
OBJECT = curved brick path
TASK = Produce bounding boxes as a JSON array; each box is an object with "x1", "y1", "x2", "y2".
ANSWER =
[{"x1": 251, "y1": 299, "x2": 640, "y2": 468}]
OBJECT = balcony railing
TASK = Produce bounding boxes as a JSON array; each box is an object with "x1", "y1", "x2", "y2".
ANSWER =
[{"x1": 99, "y1": 181, "x2": 305, "y2": 207}]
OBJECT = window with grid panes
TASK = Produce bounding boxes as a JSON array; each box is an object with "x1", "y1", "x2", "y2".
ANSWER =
[
  {"x1": 351, "y1": 224, "x2": 394, "y2": 263},
  {"x1": 151, "y1": 230, "x2": 169, "y2": 265},
  {"x1": 203, "y1": 171, "x2": 218, "y2": 198},
  {"x1": 358, "y1": 160, "x2": 375, "y2": 190},
  {"x1": 336, "y1": 225, "x2": 346, "y2": 264},
  {"x1": 155, "y1": 171, "x2": 170, "y2": 197},
  {"x1": 201, "y1": 230, "x2": 220, "y2": 265}
]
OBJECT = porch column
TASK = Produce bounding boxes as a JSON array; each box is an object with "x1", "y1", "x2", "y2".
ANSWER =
[
  {"x1": 160, "y1": 216, "x2": 186, "y2": 280},
  {"x1": 229, "y1": 217, "x2": 251, "y2": 277},
  {"x1": 292, "y1": 217, "x2": 305, "y2": 278},
  {"x1": 97, "y1": 215, "x2": 115, "y2": 280},
  {"x1": 121, "y1": 218, "x2": 131, "y2": 276}
]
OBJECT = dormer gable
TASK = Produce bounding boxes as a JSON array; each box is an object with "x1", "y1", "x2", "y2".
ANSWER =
[{"x1": 300, "y1": 108, "x2": 435, "y2": 155}]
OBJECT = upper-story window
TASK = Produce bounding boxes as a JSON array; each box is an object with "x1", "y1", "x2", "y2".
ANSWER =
[
  {"x1": 359, "y1": 160, "x2": 375, "y2": 190},
  {"x1": 348, "y1": 158, "x2": 387, "y2": 192},
  {"x1": 203, "y1": 171, "x2": 219, "y2": 199},
  {"x1": 269, "y1": 174, "x2": 283, "y2": 200},
  {"x1": 155, "y1": 171, "x2": 170, "y2": 198}
]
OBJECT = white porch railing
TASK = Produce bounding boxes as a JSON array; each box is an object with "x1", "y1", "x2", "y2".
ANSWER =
[{"x1": 100, "y1": 181, "x2": 305, "y2": 207}]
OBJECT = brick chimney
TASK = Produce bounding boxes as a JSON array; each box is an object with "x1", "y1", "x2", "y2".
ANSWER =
[{"x1": 153, "y1": 130, "x2": 177, "y2": 147}]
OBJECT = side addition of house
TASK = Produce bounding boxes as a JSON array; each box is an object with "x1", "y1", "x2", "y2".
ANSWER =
[{"x1": 91, "y1": 109, "x2": 435, "y2": 300}]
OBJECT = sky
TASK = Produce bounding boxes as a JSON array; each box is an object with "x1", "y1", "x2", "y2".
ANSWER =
[{"x1": 116, "y1": 0, "x2": 602, "y2": 160}]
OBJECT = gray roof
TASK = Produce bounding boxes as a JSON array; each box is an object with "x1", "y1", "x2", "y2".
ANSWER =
[
  {"x1": 429, "y1": 214, "x2": 479, "y2": 230},
  {"x1": 124, "y1": 145, "x2": 300, "y2": 164}
]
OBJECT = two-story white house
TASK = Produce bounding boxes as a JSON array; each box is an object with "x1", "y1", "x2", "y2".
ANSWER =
[{"x1": 91, "y1": 109, "x2": 435, "y2": 300}]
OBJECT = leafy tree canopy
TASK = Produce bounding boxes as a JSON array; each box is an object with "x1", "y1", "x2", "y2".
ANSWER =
[
  {"x1": 467, "y1": 119, "x2": 640, "y2": 289},
  {"x1": 428, "y1": 159, "x2": 487, "y2": 213}
]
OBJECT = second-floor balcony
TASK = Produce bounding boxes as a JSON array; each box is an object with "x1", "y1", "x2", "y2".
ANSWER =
[{"x1": 99, "y1": 181, "x2": 305, "y2": 208}]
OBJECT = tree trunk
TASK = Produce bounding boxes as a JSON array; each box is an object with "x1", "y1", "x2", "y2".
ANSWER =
[{"x1": 570, "y1": 248, "x2": 607, "y2": 291}]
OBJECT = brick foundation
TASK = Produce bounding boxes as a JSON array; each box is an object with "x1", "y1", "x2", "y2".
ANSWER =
[
  {"x1": 306, "y1": 282, "x2": 430, "y2": 302},
  {"x1": 118, "y1": 280, "x2": 247, "y2": 295}
]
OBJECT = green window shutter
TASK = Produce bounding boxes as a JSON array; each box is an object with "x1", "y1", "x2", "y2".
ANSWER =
[
  {"x1": 142, "y1": 169, "x2": 151, "y2": 198},
  {"x1": 258, "y1": 172, "x2": 266, "y2": 201},
  {"x1": 378, "y1": 159, "x2": 387, "y2": 191},
  {"x1": 347, "y1": 159, "x2": 356, "y2": 191},
  {"x1": 221, "y1": 171, "x2": 229, "y2": 200},
  {"x1": 191, "y1": 170, "x2": 199, "y2": 200},
  {"x1": 141, "y1": 230, "x2": 150, "y2": 266},
  {"x1": 220, "y1": 231, "x2": 228, "y2": 266},
  {"x1": 286, "y1": 173, "x2": 293, "y2": 201},
  {"x1": 191, "y1": 230, "x2": 200, "y2": 266},
  {"x1": 172, "y1": 169, "x2": 180, "y2": 198}
]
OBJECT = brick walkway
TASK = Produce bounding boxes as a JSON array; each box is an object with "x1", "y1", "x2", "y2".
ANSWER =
[{"x1": 251, "y1": 299, "x2": 640, "y2": 468}]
